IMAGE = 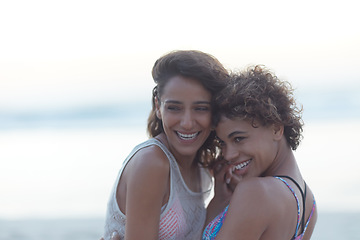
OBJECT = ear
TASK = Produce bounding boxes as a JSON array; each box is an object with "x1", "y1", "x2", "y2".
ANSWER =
[
  {"x1": 155, "y1": 97, "x2": 162, "y2": 119},
  {"x1": 272, "y1": 124, "x2": 284, "y2": 141}
]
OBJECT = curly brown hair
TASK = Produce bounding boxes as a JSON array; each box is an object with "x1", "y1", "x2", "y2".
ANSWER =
[
  {"x1": 214, "y1": 65, "x2": 303, "y2": 150},
  {"x1": 147, "y1": 50, "x2": 229, "y2": 166}
]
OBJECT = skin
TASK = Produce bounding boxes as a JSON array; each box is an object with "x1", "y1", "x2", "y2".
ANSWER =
[
  {"x1": 114, "y1": 75, "x2": 213, "y2": 240},
  {"x1": 155, "y1": 75, "x2": 212, "y2": 172},
  {"x1": 205, "y1": 116, "x2": 317, "y2": 240}
]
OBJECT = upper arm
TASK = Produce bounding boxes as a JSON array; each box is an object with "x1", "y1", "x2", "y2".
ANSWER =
[
  {"x1": 122, "y1": 146, "x2": 170, "y2": 240},
  {"x1": 215, "y1": 179, "x2": 273, "y2": 240}
]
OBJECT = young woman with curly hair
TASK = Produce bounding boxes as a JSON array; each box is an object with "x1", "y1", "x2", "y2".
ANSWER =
[{"x1": 203, "y1": 65, "x2": 317, "y2": 240}]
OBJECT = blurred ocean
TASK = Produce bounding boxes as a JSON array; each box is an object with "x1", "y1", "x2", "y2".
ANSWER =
[
  {"x1": 0, "y1": 211, "x2": 360, "y2": 239},
  {"x1": 1, "y1": 90, "x2": 360, "y2": 239}
]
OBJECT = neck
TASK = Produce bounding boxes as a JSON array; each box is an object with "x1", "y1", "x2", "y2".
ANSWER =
[
  {"x1": 155, "y1": 133, "x2": 200, "y2": 192},
  {"x1": 155, "y1": 133, "x2": 198, "y2": 170},
  {"x1": 262, "y1": 138, "x2": 299, "y2": 177},
  {"x1": 175, "y1": 152, "x2": 198, "y2": 171}
]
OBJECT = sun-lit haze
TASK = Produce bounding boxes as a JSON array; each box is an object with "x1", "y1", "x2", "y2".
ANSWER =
[{"x1": 1, "y1": 0, "x2": 359, "y2": 220}]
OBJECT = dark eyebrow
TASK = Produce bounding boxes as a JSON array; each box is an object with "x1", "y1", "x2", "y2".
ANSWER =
[
  {"x1": 164, "y1": 100, "x2": 181, "y2": 104},
  {"x1": 195, "y1": 101, "x2": 211, "y2": 105},
  {"x1": 163, "y1": 100, "x2": 211, "y2": 105},
  {"x1": 228, "y1": 131, "x2": 246, "y2": 139}
]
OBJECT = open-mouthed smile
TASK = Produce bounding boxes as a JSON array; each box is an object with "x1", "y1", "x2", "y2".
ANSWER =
[
  {"x1": 176, "y1": 131, "x2": 200, "y2": 140},
  {"x1": 232, "y1": 159, "x2": 252, "y2": 172}
]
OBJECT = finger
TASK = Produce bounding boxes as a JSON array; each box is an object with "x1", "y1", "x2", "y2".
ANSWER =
[
  {"x1": 111, "y1": 232, "x2": 121, "y2": 240},
  {"x1": 228, "y1": 174, "x2": 242, "y2": 192},
  {"x1": 224, "y1": 166, "x2": 234, "y2": 184}
]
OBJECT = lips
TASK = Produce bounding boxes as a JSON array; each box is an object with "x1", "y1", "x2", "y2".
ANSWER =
[
  {"x1": 176, "y1": 131, "x2": 199, "y2": 140},
  {"x1": 231, "y1": 159, "x2": 252, "y2": 173}
]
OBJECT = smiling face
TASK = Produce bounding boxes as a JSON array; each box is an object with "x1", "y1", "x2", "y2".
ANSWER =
[
  {"x1": 156, "y1": 75, "x2": 212, "y2": 162},
  {"x1": 215, "y1": 116, "x2": 282, "y2": 179}
]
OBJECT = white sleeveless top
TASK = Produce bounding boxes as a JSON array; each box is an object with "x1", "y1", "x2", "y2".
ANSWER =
[{"x1": 103, "y1": 138, "x2": 213, "y2": 240}]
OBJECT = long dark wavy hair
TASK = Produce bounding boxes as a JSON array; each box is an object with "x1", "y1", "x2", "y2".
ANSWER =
[{"x1": 147, "y1": 50, "x2": 229, "y2": 166}]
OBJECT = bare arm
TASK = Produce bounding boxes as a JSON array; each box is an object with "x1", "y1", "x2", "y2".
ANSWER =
[{"x1": 121, "y1": 146, "x2": 170, "y2": 240}]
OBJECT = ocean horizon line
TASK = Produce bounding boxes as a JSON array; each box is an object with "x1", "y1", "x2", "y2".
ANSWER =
[
  {"x1": 1, "y1": 84, "x2": 360, "y2": 130},
  {"x1": 0, "y1": 103, "x2": 359, "y2": 130}
]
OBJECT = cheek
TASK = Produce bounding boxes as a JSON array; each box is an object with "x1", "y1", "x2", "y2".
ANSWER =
[
  {"x1": 160, "y1": 112, "x2": 178, "y2": 126},
  {"x1": 258, "y1": 141, "x2": 276, "y2": 160},
  {"x1": 198, "y1": 114, "x2": 212, "y2": 128}
]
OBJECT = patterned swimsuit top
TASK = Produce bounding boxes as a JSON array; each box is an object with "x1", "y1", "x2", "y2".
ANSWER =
[{"x1": 202, "y1": 176, "x2": 316, "y2": 240}]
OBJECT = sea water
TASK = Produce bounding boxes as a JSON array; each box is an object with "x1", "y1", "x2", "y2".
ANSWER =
[
  {"x1": 0, "y1": 212, "x2": 359, "y2": 239},
  {"x1": 1, "y1": 119, "x2": 360, "y2": 239}
]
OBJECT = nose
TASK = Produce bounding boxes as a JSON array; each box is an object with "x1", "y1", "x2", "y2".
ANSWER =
[{"x1": 180, "y1": 110, "x2": 194, "y2": 130}]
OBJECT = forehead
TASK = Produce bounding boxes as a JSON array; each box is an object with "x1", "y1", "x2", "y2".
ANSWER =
[
  {"x1": 217, "y1": 116, "x2": 251, "y2": 129},
  {"x1": 161, "y1": 75, "x2": 211, "y2": 101},
  {"x1": 216, "y1": 116, "x2": 273, "y2": 139},
  {"x1": 216, "y1": 116, "x2": 252, "y2": 136}
]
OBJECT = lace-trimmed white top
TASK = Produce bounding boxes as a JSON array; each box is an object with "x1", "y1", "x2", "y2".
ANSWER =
[{"x1": 103, "y1": 138, "x2": 213, "y2": 240}]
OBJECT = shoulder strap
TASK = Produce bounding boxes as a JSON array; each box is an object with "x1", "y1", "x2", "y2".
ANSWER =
[{"x1": 275, "y1": 175, "x2": 306, "y2": 235}]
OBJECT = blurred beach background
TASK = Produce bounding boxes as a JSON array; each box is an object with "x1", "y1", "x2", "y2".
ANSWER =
[{"x1": 1, "y1": 0, "x2": 359, "y2": 239}]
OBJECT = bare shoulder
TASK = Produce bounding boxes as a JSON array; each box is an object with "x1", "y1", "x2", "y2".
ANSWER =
[
  {"x1": 230, "y1": 177, "x2": 298, "y2": 223},
  {"x1": 232, "y1": 177, "x2": 277, "y2": 201},
  {"x1": 118, "y1": 143, "x2": 171, "y2": 214},
  {"x1": 124, "y1": 144, "x2": 170, "y2": 179},
  {"x1": 216, "y1": 177, "x2": 299, "y2": 239},
  {"x1": 119, "y1": 143, "x2": 171, "y2": 200},
  {"x1": 215, "y1": 178, "x2": 279, "y2": 239}
]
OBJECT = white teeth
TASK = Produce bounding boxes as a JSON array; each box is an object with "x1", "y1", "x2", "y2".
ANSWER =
[
  {"x1": 234, "y1": 160, "x2": 251, "y2": 170},
  {"x1": 177, "y1": 132, "x2": 198, "y2": 140}
]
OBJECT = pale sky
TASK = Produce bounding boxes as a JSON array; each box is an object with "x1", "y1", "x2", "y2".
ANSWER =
[{"x1": 1, "y1": 0, "x2": 359, "y2": 112}]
